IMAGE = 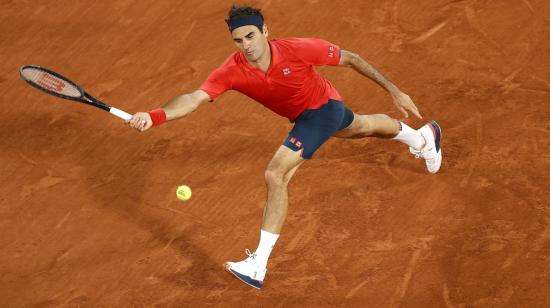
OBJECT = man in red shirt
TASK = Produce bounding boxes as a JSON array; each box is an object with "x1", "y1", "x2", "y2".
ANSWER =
[{"x1": 129, "y1": 5, "x2": 442, "y2": 289}]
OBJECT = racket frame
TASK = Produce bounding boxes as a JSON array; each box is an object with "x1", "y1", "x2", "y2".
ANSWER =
[{"x1": 20, "y1": 65, "x2": 131, "y2": 121}]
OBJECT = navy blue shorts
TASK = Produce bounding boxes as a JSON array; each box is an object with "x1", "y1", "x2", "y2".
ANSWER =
[{"x1": 283, "y1": 99, "x2": 355, "y2": 159}]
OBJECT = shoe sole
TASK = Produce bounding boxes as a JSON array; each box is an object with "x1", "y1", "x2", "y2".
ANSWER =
[
  {"x1": 427, "y1": 120, "x2": 442, "y2": 173},
  {"x1": 225, "y1": 264, "x2": 263, "y2": 289},
  {"x1": 428, "y1": 120, "x2": 442, "y2": 153}
]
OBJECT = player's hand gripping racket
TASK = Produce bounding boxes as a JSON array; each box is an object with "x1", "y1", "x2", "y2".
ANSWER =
[{"x1": 19, "y1": 65, "x2": 131, "y2": 121}]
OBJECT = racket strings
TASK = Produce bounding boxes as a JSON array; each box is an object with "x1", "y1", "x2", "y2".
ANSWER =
[{"x1": 21, "y1": 67, "x2": 81, "y2": 98}]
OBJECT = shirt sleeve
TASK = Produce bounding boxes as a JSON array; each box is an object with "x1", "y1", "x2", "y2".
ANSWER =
[
  {"x1": 292, "y1": 38, "x2": 341, "y2": 66},
  {"x1": 199, "y1": 67, "x2": 232, "y2": 101}
]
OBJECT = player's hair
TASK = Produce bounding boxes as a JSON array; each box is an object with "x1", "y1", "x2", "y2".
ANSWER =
[{"x1": 227, "y1": 5, "x2": 264, "y2": 32}]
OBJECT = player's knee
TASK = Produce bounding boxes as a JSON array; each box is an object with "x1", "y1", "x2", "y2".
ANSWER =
[
  {"x1": 264, "y1": 168, "x2": 285, "y2": 188},
  {"x1": 357, "y1": 115, "x2": 374, "y2": 135}
]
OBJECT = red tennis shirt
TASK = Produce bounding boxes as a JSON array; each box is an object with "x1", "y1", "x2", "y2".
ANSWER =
[{"x1": 200, "y1": 38, "x2": 342, "y2": 121}]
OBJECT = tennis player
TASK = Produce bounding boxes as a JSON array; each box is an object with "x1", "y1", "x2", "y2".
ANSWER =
[{"x1": 129, "y1": 5, "x2": 442, "y2": 289}]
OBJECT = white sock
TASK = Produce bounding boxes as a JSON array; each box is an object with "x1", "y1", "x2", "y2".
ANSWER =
[
  {"x1": 254, "y1": 229, "x2": 279, "y2": 268},
  {"x1": 393, "y1": 122, "x2": 424, "y2": 150}
]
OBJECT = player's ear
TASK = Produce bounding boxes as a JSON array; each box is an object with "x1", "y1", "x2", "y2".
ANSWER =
[{"x1": 262, "y1": 24, "x2": 268, "y2": 37}]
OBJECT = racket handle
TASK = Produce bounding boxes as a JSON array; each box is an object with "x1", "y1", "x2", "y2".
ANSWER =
[{"x1": 109, "y1": 107, "x2": 132, "y2": 121}]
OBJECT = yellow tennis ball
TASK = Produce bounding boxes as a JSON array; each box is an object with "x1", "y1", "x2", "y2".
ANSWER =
[{"x1": 176, "y1": 185, "x2": 192, "y2": 201}]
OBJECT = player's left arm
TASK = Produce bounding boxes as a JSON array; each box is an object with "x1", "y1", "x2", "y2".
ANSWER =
[{"x1": 338, "y1": 49, "x2": 422, "y2": 119}]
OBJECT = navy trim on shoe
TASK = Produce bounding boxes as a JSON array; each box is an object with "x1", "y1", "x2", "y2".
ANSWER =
[
  {"x1": 429, "y1": 120, "x2": 442, "y2": 153},
  {"x1": 227, "y1": 268, "x2": 263, "y2": 289}
]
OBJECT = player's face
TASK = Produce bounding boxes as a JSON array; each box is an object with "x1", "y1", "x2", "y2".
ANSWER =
[{"x1": 231, "y1": 25, "x2": 268, "y2": 62}]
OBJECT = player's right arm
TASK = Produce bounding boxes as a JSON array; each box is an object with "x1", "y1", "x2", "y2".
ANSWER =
[
  {"x1": 162, "y1": 89, "x2": 211, "y2": 120},
  {"x1": 129, "y1": 89, "x2": 211, "y2": 132},
  {"x1": 130, "y1": 58, "x2": 232, "y2": 132}
]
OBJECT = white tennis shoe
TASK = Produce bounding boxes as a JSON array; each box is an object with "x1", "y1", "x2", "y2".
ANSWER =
[
  {"x1": 409, "y1": 120, "x2": 442, "y2": 173},
  {"x1": 225, "y1": 249, "x2": 266, "y2": 289}
]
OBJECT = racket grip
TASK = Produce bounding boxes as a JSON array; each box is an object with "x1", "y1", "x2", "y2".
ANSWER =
[{"x1": 109, "y1": 107, "x2": 132, "y2": 121}]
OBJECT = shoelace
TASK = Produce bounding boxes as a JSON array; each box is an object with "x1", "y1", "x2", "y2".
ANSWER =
[
  {"x1": 411, "y1": 135, "x2": 434, "y2": 160},
  {"x1": 410, "y1": 146, "x2": 422, "y2": 158},
  {"x1": 410, "y1": 147, "x2": 435, "y2": 164},
  {"x1": 244, "y1": 249, "x2": 257, "y2": 263}
]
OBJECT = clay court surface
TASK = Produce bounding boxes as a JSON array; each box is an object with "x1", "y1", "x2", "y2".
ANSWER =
[{"x1": 1, "y1": 0, "x2": 549, "y2": 306}]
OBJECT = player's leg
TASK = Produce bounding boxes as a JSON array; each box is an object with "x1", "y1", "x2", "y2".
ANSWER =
[
  {"x1": 334, "y1": 113, "x2": 413, "y2": 140},
  {"x1": 333, "y1": 113, "x2": 398, "y2": 139},
  {"x1": 225, "y1": 145, "x2": 304, "y2": 289},
  {"x1": 225, "y1": 100, "x2": 354, "y2": 289},
  {"x1": 262, "y1": 146, "x2": 305, "y2": 233},
  {"x1": 334, "y1": 110, "x2": 442, "y2": 173}
]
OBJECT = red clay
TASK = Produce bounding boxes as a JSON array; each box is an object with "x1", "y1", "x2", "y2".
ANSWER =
[{"x1": 1, "y1": 0, "x2": 549, "y2": 306}]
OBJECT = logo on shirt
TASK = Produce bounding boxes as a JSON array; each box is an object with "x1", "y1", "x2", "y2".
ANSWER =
[
  {"x1": 328, "y1": 46, "x2": 335, "y2": 58},
  {"x1": 282, "y1": 67, "x2": 292, "y2": 76},
  {"x1": 289, "y1": 137, "x2": 303, "y2": 148}
]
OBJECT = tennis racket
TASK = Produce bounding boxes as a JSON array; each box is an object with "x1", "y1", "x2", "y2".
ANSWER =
[{"x1": 19, "y1": 65, "x2": 132, "y2": 121}]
